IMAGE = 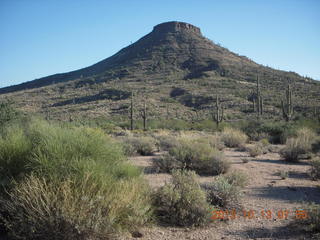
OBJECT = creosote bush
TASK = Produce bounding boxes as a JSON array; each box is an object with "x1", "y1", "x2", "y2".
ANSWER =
[
  {"x1": 221, "y1": 128, "x2": 248, "y2": 148},
  {"x1": 0, "y1": 119, "x2": 152, "y2": 239},
  {"x1": 154, "y1": 139, "x2": 229, "y2": 175},
  {"x1": 153, "y1": 170, "x2": 211, "y2": 227}
]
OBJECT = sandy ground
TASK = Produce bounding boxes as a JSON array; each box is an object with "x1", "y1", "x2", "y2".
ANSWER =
[{"x1": 122, "y1": 146, "x2": 320, "y2": 240}]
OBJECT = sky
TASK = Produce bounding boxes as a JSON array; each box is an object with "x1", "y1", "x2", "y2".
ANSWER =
[{"x1": 0, "y1": 0, "x2": 319, "y2": 88}]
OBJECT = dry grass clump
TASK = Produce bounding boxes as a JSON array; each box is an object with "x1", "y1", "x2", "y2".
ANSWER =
[
  {"x1": 153, "y1": 170, "x2": 211, "y2": 227},
  {"x1": 221, "y1": 128, "x2": 248, "y2": 148},
  {"x1": 280, "y1": 128, "x2": 317, "y2": 162},
  {"x1": 154, "y1": 139, "x2": 229, "y2": 175}
]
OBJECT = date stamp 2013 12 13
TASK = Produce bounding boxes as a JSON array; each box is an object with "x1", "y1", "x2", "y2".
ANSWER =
[{"x1": 211, "y1": 209, "x2": 309, "y2": 220}]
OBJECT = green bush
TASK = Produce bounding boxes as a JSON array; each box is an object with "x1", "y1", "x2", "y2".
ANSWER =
[
  {"x1": 310, "y1": 157, "x2": 320, "y2": 180},
  {"x1": 221, "y1": 128, "x2": 248, "y2": 148},
  {"x1": 155, "y1": 140, "x2": 229, "y2": 175},
  {"x1": 241, "y1": 120, "x2": 296, "y2": 144},
  {"x1": 153, "y1": 170, "x2": 211, "y2": 227},
  {"x1": 0, "y1": 119, "x2": 152, "y2": 239}
]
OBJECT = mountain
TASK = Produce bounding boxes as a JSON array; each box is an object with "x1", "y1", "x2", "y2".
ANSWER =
[{"x1": 0, "y1": 21, "x2": 319, "y2": 121}]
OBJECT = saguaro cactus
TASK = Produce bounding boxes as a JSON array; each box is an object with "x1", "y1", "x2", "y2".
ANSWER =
[
  {"x1": 142, "y1": 99, "x2": 147, "y2": 131},
  {"x1": 281, "y1": 83, "x2": 294, "y2": 122},
  {"x1": 212, "y1": 95, "x2": 224, "y2": 127},
  {"x1": 130, "y1": 91, "x2": 134, "y2": 130},
  {"x1": 251, "y1": 75, "x2": 264, "y2": 119},
  {"x1": 256, "y1": 76, "x2": 263, "y2": 118}
]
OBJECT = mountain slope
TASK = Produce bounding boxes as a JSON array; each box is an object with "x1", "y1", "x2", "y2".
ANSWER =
[{"x1": 0, "y1": 21, "x2": 319, "y2": 121}]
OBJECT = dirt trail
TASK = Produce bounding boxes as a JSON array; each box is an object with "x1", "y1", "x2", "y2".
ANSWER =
[{"x1": 124, "y1": 147, "x2": 320, "y2": 240}]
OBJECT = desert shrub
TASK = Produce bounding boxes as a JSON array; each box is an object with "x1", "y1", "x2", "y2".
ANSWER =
[
  {"x1": 310, "y1": 157, "x2": 320, "y2": 180},
  {"x1": 155, "y1": 134, "x2": 179, "y2": 151},
  {"x1": 248, "y1": 144, "x2": 264, "y2": 157},
  {"x1": 247, "y1": 140, "x2": 269, "y2": 157},
  {"x1": 280, "y1": 128, "x2": 317, "y2": 162},
  {"x1": 194, "y1": 134, "x2": 225, "y2": 151},
  {"x1": 154, "y1": 153, "x2": 182, "y2": 172},
  {"x1": 120, "y1": 136, "x2": 157, "y2": 156},
  {"x1": 155, "y1": 140, "x2": 229, "y2": 175},
  {"x1": 240, "y1": 120, "x2": 296, "y2": 144},
  {"x1": 224, "y1": 171, "x2": 248, "y2": 188},
  {"x1": 221, "y1": 128, "x2": 248, "y2": 148},
  {"x1": 0, "y1": 119, "x2": 152, "y2": 238},
  {"x1": 153, "y1": 170, "x2": 211, "y2": 227},
  {"x1": 300, "y1": 203, "x2": 320, "y2": 234},
  {"x1": 202, "y1": 175, "x2": 243, "y2": 209},
  {"x1": 0, "y1": 175, "x2": 151, "y2": 240},
  {"x1": 295, "y1": 128, "x2": 317, "y2": 151},
  {"x1": 280, "y1": 138, "x2": 305, "y2": 162}
]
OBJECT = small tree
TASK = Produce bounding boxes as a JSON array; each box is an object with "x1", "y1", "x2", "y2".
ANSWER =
[{"x1": 130, "y1": 92, "x2": 134, "y2": 130}]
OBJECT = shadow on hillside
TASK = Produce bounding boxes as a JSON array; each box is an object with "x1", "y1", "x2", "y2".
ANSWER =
[
  {"x1": 52, "y1": 89, "x2": 130, "y2": 107},
  {"x1": 228, "y1": 223, "x2": 310, "y2": 239},
  {"x1": 249, "y1": 186, "x2": 320, "y2": 203}
]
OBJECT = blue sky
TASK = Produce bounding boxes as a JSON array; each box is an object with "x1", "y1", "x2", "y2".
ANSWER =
[{"x1": 0, "y1": 0, "x2": 319, "y2": 88}]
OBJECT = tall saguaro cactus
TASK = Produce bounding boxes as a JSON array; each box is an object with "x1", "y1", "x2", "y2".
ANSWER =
[
  {"x1": 130, "y1": 91, "x2": 134, "y2": 130},
  {"x1": 142, "y1": 98, "x2": 147, "y2": 131},
  {"x1": 254, "y1": 75, "x2": 263, "y2": 119},
  {"x1": 213, "y1": 95, "x2": 224, "y2": 127},
  {"x1": 281, "y1": 83, "x2": 294, "y2": 122}
]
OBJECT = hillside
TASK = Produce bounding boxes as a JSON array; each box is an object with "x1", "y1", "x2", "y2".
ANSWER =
[{"x1": 0, "y1": 21, "x2": 319, "y2": 122}]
